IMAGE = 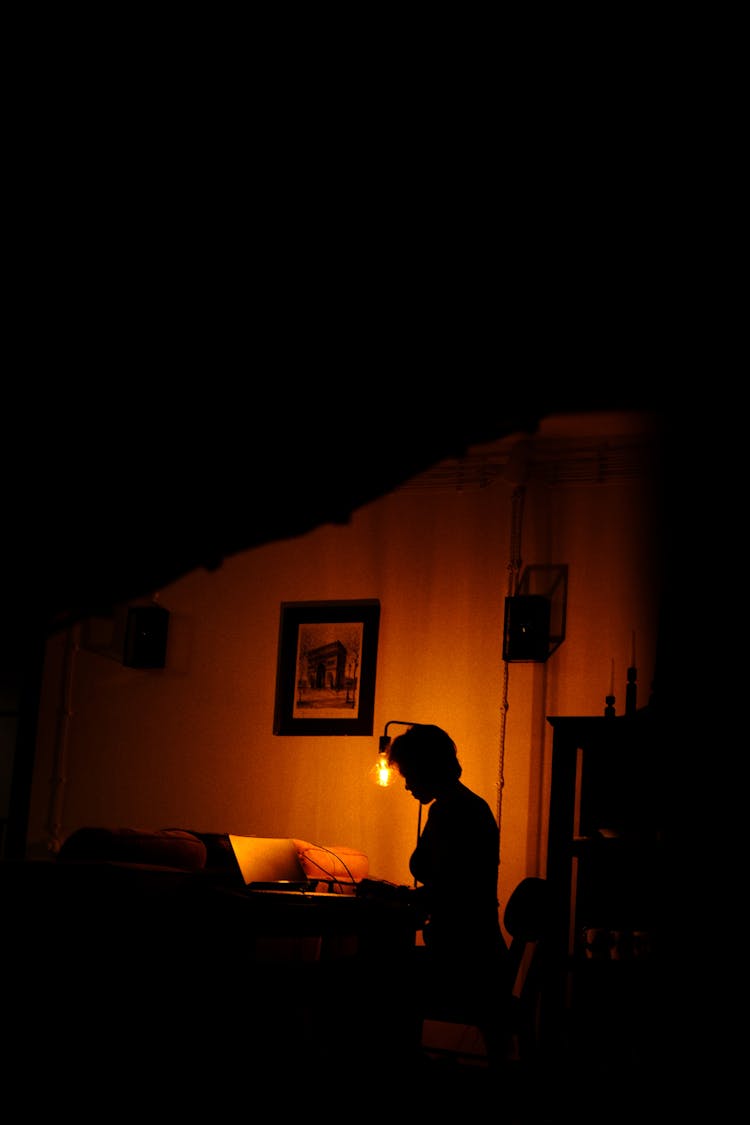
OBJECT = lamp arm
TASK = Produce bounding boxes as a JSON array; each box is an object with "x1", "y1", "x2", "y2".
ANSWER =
[{"x1": 380, "y1": 719, "x2": 418, "y2": 750}]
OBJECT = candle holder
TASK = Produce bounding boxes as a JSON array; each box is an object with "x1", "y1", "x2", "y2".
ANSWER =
[{"x1": 625, "y1": 666, "x2": 637, "y2": 717}]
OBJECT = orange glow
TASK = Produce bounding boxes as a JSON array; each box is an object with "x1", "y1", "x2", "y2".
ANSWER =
[{"x1": 371, "y1": 751, "x2": 395, "y2": 788}]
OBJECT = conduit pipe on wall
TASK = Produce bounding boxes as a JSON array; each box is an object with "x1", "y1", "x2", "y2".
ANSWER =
[
  {"x1": 497, "y1": 484, "x2": 526, "y2": 863},
  {"x1": 45, "y1": 623, "x2": 80, "y2": 854}
]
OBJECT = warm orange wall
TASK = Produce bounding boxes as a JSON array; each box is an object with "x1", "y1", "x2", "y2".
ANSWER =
[{"x1": 27, "y1": 418, "x2": 664, "y2": 931}]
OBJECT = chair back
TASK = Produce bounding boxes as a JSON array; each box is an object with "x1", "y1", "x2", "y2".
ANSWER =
[{"x1": 503, "y1": 876, "x2": 553, "y2": 1061}]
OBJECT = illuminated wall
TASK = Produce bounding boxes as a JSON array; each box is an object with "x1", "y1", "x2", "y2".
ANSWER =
[{"x1": 27, "y1": 413, "x2": 665, "y2": 926}]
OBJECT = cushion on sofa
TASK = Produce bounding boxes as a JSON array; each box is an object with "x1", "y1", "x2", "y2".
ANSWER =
[
  {"x1": 57, "y1": 827, "x2": 207, "y2": 871},
  {"x1": 186, "y1": 831, "x2": 237, "y2": 878},
  {"x1": 293, "y1": 840, "x2": 369, "y2": 888}
]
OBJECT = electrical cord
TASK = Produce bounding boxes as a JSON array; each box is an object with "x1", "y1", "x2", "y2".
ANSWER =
[{"x1": 303, "y1": 843, "x2": 356, "y2": 893}]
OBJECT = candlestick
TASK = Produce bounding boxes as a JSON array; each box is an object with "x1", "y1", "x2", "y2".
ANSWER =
[
  {"x1": 605, "y1": 657, "x2": 616, "y2": 717},
  {"x1": 626, "y1": 664, "x2": 637, "y2": 717}
]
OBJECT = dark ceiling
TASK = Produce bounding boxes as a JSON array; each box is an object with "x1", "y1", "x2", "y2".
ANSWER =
[{"x1": 3, "y1": 394, "x2": 667, "y2": 647}]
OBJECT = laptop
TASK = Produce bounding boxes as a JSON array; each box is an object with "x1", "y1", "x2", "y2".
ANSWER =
[{"x1": 228, "y1": 835, "x2": 310, "y2": 892}]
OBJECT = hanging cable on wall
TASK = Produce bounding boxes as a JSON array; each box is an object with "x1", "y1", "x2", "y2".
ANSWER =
[{"x1": 496, "y1": 483, "x2": 526, "y2": 862}]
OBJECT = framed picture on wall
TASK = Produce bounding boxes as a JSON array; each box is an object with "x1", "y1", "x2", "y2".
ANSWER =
[{"x1": 273, "y1": 599, "x2": 381, "y2": 735}]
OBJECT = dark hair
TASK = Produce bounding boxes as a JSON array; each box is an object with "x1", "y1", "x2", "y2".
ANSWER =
[{"x1": 387, "y1": 723, "x2": 462, "y2": 784}]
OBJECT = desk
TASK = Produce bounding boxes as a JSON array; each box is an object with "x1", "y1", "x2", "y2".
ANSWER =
[
  {"x1": 0, "y1": 863, "x2": 424, "y2": 1080},
  {"x1": 208, "y1": 884, "x2": 422, "y2": 968},
  {"x1": 199, "y1": 884, "x2": 425, "y2": 1067}
]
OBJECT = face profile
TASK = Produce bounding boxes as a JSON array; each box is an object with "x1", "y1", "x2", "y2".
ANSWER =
[{"x1": 396, "y1": 764, "x2": 438, "y2": 806}]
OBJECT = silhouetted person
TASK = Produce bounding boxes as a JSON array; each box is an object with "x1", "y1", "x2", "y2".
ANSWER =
[{"x1": 388, "y1": 723, "x2": 510, "y2": 1067}]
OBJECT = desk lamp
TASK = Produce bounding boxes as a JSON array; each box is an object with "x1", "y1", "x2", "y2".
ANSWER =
[{"x1": 372, "y1": 720, "x2": 425, "y2": 859}]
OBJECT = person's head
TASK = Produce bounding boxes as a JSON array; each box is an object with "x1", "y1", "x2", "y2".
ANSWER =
[{"x1": 387, "y1": 723, "x2": 462, "y2": 804}]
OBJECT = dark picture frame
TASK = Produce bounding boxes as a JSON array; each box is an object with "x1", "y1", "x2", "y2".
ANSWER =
[{"x1": 273, "y1": 599, "x2": 381, "y2": 735}]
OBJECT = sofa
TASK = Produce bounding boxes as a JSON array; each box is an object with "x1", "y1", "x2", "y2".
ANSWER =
[{"x1": 47, "y1": 824, "x2": 370, "y2": 889}]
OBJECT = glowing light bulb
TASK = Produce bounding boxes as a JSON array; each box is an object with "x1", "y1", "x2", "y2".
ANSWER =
[{"x1": 371, "y1": 751, "x2": 395, "y2": 787}]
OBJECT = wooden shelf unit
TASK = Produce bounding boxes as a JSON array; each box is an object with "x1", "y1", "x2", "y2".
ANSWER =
[{"x1": 544, "y1": 712, "x2": 664, "y2": 1058}]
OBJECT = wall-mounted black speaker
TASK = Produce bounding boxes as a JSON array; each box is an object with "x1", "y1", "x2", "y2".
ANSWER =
[
  {"x1": 123, "y1": 605, "x2": 170, "y2": 668},
  {"x1": 503, "y1": 595, "x2": 551, "y2": 662}
]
